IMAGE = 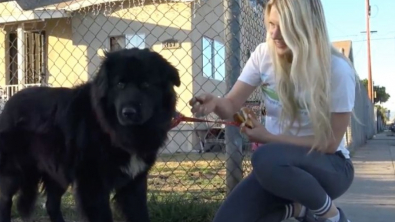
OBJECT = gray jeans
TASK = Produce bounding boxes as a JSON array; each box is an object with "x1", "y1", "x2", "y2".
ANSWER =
[{"x1": 212, "y1": 142, "x2": 354, "y2": 222}]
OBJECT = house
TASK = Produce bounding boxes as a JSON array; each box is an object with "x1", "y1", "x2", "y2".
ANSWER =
[
  {"x1": 0, "y1": 0, "x2": 266, "y2": 153},
  {"x1": 332, "y1": 40, "x2": 354, "y2": 64}
]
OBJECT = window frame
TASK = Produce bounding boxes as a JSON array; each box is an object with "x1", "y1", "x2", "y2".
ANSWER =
[
  {"x1": 202, "y1": 36, "x2": 225, "y2": 81},
  {"x1": 109, "y1": 33, "x2": 146, "y2": 52}
]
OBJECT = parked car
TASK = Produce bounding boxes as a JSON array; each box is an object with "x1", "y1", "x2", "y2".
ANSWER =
[{"x1": 390, "y1": 123, "x2": 395, "y2": 133}]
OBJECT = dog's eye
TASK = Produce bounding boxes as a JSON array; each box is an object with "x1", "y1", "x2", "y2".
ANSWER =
[
  {"x1": 117, "y1": 82, "x2": 125, "y2": 89},
  {"x1": 142, "y1": 82, "x2": 149, "y2": 89}
]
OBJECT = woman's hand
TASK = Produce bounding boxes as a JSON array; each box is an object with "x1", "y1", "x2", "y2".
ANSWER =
[
  {"x1": 189, "y1": 93, "x2": 218, "y2": 117},
  {"x1": 240, "y1": 114, "x2": 273, "y2": 143}
]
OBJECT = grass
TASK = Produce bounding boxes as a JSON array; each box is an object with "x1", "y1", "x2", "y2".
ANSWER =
[
  {"x1": 10, "y1": 193, "x2": 222, "y2": 222},
  {"x1": 147, "y1": 196, "x2": 222, "y2": 222},
  {"x1": 9, "y1": 152, "x2": 253, "y2": 222}
]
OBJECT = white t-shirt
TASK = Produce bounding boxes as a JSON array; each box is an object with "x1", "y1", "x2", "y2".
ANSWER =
[{"x1": 238, "y1": 42, "x2": 356, "y2": 159}]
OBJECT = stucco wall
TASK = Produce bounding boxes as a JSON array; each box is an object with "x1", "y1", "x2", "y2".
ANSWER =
[
  {"x1": 0, "y1": 29, "x2": 6, "y2": 86},
  {"x1": 46, "y1": 18, "x2": 88, "y2": 87},
  {"x1": 0, "y1": 2, "x2": 24, "y2": 18}
]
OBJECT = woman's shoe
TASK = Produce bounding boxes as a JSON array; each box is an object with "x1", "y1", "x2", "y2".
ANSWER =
[
  {"x1": 295, "y1": 208, "x2": 350, "y2": 222},
  {"x1": 336, "y1": 208, "x2": 351, "y2": 222},
  {"x1": 295, "y1": 209, "x2": 315, "y2": 222}
]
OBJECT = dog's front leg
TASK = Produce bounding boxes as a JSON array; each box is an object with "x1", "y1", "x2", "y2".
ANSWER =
[
  {"x1": 114, "y1": 174, "x2": 150, "y2": 222},
  {"x1": 74, "y1": 176, "x2": 113, "y2": 222}
]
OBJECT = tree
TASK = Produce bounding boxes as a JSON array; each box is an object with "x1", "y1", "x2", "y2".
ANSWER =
[
  {"x1": 361, "y1": 79, "x2": 390, "y2": 104},
  {"x1": 375, "y1": 105, "x2": 389, "y2": 123}
]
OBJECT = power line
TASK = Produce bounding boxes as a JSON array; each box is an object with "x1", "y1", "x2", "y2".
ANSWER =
[
  {"x1": 331, "y1": 32, "x2": 395, "y2": 40},
  {"x1": 353, "y1": 37, "x2": 395, "y2": 42},
  {"x1": 370, "y1": 4, "x2": 379, "y2": 18}
]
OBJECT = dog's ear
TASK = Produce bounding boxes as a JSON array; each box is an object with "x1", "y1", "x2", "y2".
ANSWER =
[{"x1": 166, "y1": 65, "x2": 181, "y2": 87}]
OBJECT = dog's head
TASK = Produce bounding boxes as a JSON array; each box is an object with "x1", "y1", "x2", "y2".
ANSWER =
[{"x1": 93, "y1": 48, "x2": 180, "y2": 126}]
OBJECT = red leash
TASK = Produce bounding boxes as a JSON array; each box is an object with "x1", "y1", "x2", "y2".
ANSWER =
[{"x1": 170, "y1": 112, "x2": 240, "y2": 129}]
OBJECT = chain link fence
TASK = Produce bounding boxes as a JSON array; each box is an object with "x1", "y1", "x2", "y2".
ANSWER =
[
  {"x1": 345, "y1": 80, "x2": 379, "y2": 152},
  {"x1": 0, "y1": 0, "x2": 267, "y2": 211},
  {"x1": 0, "y1": 0, "x2": 378, "y2": 220}
]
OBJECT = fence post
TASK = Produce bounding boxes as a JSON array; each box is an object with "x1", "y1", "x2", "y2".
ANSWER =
[{"x1": 224, "y1": 0, "x2": 243, "y2": 194}]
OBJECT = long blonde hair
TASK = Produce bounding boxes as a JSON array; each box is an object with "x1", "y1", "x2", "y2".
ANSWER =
[{"x1": 264, "y1": 0, "x2": 356, "y2": 152}]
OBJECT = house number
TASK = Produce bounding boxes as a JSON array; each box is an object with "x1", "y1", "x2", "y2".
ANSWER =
[{"x1": 162, "y1": 39, "x2": 181, "y2": 49}]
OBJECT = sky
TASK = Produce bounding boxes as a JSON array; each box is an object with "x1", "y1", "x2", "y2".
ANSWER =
[{"x1": 321, "y1": 0, "x2": 395, "y2": 121}]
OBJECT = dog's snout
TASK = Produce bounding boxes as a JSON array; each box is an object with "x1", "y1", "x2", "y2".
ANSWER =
[
  {"x1": 122, "y1": 107, "x2": 137, "y2": 118},
  {"x1": 117, "y1": 100, "x2": 148, "y2": 126}
]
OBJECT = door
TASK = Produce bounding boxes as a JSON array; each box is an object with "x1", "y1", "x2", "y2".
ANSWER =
[{"x1": 6, "y1": 30, "x2": 46, "y2": 100}]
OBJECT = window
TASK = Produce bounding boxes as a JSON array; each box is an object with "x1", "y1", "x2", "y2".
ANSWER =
[
  {"x1": 110, "y1": 33, "x2": 145, "y2": 51},
  {"x1": 202, "y1": 37, "x2": 225, "y2": 81},
  {"x1": 8, "y1": 31, "x2": 47, "y2": 85},
  {"x1": 25, "y1": 31, "x2": 46, "y2": 85}
]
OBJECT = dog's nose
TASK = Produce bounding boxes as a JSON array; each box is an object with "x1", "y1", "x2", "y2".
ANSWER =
[{"x1": 122, "y1": 107, "x2": 137, "y2": 118}]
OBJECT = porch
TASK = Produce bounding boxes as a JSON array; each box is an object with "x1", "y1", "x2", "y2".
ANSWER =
[{"x1": 0, "y1": 1, "x2": 75, "y2": 104}]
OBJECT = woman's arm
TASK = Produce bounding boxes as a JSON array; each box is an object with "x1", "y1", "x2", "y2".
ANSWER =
[
  {"x1": 213, "y1": 81, "x2": 258, "y2": 120},
  {"x1": 199, "y1": 43, "x2": 267, "y2": 120},
  {"x1": 266, "y1": 112, "x2": 352, "y2": 153}
]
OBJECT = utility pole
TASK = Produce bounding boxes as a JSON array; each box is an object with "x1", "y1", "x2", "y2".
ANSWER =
[
  {"x1": 224, "y1": 0, "x2": 243, "y2": 194},
  {"x1": 366, "y1": 0, "x2": 374, "y2": 103}
]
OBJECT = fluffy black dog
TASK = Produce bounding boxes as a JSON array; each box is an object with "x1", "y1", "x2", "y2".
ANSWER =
[{"x1": 0, "y1": 48, "x2": 180, "y2": 222}]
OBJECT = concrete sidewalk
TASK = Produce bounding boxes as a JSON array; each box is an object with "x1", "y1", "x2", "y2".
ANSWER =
[{"x1": 334, "y1": 132, "x2": 395, "y2": 222}]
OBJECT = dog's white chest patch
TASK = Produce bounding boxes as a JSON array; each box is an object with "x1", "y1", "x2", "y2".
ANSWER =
[{"x1": 120, "y1": 154, "x2": 147, "y2": 178}]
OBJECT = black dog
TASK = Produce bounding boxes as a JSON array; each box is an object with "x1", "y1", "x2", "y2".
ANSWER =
[{"x1": 0, "y1": 48, "x2": 180, "y2": 222}]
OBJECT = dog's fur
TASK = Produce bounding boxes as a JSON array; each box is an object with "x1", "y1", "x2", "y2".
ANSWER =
[{"x1": 0, "y1": 48, "x2": 180, "y2": 222}]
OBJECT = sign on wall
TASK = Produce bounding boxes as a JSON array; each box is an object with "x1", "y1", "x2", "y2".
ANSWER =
[{"x1": 162, "y1": 38, "x2": 181, "y2": 49}]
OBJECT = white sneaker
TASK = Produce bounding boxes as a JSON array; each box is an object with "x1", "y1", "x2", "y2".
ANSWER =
[{"x1": 297, "y1": 208, "x2": 350, "y2": 222}]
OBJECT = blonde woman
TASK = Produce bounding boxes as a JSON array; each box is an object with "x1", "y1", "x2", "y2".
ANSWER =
[{"x1": 189, "y1": 0, "x2": 356, "y2": 222}]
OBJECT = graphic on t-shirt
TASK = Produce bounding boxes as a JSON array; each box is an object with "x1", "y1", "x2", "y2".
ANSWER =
[
  {"x1": 260, "y1": 84, "x2": 279, "y2": 101},
  {"x1": 260, "y1": 84, "x2": 308, "y2": 114}
]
